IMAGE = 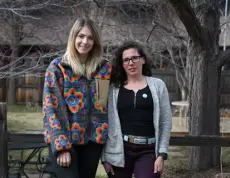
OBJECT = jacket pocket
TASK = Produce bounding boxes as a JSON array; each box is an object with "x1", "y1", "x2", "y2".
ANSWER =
[{"x1": 95, "y1": 79, "x2": 110, "y2": 109}]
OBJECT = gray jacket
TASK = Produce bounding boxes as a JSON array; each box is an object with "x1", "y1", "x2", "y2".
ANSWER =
[{"x1": 101, "y1": 76, "x2": 172, "y2": 167}]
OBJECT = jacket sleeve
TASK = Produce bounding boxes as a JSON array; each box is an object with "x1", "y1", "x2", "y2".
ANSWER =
[
  {"x1": 158, "y1": 81, "x2": 172, "y2": 154},
  {"x1": 42, "y1": 64, "x2": 71, "y2": 157},
  {"x1": 101, "y1": 85, "x2": 115, "y2": 162}
]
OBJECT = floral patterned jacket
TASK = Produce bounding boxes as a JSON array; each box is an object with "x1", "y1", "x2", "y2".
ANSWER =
[{"x1": 42, "y1": 57, "x2": 111, "y2": 156}]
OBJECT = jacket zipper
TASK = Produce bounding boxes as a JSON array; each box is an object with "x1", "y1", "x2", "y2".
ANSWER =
[
  {"x1": 85, "y1": 60, "x2": 107, "y2": 140},
  {"x1": 86, "y1": 80, "x2": 92, "y2": 139}
]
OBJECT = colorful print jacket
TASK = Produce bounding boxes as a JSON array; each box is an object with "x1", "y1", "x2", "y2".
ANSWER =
[{"x1": 42, "y1": 57, "x2": 111, "y2": 156}]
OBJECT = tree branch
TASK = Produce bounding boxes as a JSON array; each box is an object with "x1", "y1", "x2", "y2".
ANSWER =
[
  {"x1": 153, "y1": 20, "x2": 187, "y2": 41},
  {"x1": 169, "y1": 0, "x2": 205, "y2": 47},
  {"x1": 220, "y1": 21, "x2": 230, "y2": 28},
  {"x1": 146, "y1": 24, "x2": 157, "y2": 43},
  {"x1": 92, "y1": 0, "x2": 103, "y2": 8},
  {"x1": 217, "y1": 49, "x2": 230, "y2": 67}
]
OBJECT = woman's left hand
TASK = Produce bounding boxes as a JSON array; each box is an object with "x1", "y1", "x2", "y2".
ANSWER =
[{"x1": 154, "y1": 156, "x2": 164, "y2": 175}]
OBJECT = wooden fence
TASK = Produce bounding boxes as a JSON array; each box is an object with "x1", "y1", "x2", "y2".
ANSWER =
[
  {"x1": 0, "y1": 70, "x2": 230, "y2": 106},
  {"x1": 15, "y1": 74, "x2": 43, "y2": 104},
  {"x1": 152, "y1": 70, "x2": 230, "y2": 107},
  {"x1": 152, "y1": 70, "x2": 180, "y2": 102},
  {"x1": 0, "y1": 75, "x2": 44, "y2": 105},
  {"x1": 220, "y1": 71, "x2": 230, "y2": 107}
]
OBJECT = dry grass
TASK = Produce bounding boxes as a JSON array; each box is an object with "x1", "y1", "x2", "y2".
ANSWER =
[{"x1": 7, "y1": 112, "x2": 43, "y2": 132}]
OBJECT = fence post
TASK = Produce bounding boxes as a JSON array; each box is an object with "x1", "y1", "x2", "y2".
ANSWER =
[{"x1": 0, "y1": 103, "x2": 7, "y2": 178}]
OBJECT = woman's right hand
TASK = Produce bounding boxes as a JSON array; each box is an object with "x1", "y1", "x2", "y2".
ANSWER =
[
  {"x1": 57, "y1": 151, "x2": 71, "y2": 167},
  {"x1": 103, "y1": 162, "x2": 115, "y2": 175}
]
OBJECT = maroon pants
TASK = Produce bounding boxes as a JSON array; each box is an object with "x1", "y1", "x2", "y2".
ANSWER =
[{"x1": 108, "y1": 141, "x2": 161, "y2": 178}]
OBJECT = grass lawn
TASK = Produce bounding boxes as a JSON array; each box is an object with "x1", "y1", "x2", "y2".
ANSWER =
[
  {"x1": 8, "y1": 112, "x2": 43, "y2": 132},
  {"x1": 7, "y1": 105, "x2": 230, "y2": 177}
]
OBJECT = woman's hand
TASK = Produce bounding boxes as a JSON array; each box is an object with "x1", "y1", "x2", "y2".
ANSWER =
[
  {"x1": 154, "y1": 156, "x2": 164, "y2": 175},
  {"x1": 57, "y1": 151, "x2": 71, "y2": 167},
  {"x1": 103, "y1": 162, "x2": 115, "y2": 175}
]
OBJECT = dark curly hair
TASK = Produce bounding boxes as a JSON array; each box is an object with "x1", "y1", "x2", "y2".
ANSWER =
[{"x1": 110, "y1": 41, "x2": 153, "y2": 87}]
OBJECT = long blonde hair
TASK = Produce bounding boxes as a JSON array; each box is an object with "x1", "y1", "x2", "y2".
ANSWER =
[{"x1": 64, "y1": 18, "x2": 103, "y2": 79}]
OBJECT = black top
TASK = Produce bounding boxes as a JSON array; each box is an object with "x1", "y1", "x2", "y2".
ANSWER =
[{"x1": 117, "y1": 85, "x2": 155, "y2": 137}]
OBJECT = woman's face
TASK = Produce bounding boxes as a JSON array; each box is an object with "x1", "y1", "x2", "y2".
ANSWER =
[
  {"x1": 122, "y1": 48, "x2": 145, "y2": 77},
  {"x1": 75, "y1": 26, "x2": 94, "y2": 56}
]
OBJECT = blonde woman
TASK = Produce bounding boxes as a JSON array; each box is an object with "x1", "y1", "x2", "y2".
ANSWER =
[{"x1": 42, "y1": 18, "x2": 111, "y2": 178}]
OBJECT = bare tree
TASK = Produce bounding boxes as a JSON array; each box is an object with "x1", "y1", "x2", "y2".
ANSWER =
[
  {"x1": 149, "y1": 3, "x2": 190, "y2": 100},
  {"x1": 92, "y1": 1, "x2": 191, "y2": 100},
  {"x1": 0, "y1": 0, "x2": 84, "y2": 104},
  {"x1": 169, "y1": 0, "x2": 230, "y2": 170}
]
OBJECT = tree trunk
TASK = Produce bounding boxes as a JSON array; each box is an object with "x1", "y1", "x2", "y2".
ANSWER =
[
  {"x1": 181, "y1": 86, "x2": 188, "y2": 101},
  {"x1": 7, "y1": 43, "x2": 18, "y2": 105},
  {"x1": 188, "y1": 49, "x2": 221, "y2": 170},
  {"x1": 169, "y1": 0, "x2": 221, "y2": 170},
  {"x1": 7, "y1": 13, "x2": 21, "y2": 105},
  {"x1": 7, "y1": 78, "x2": 16, "y2": 105}
]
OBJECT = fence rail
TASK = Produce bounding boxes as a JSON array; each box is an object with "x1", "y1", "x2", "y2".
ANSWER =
[{"x1": 7, "y1": 132, "x2": 230, "y2": 147}]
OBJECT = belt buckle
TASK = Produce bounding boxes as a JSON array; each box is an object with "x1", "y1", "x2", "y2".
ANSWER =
[
  {"x1": 129, "y1": 135, "x2": 135, "y2": 143},
  {"x1": 148, "y1": 138, "x2": 155, "y2": 144},
  {"x1": 134, "y1": 138, "x2": 147, "y2": 144}
]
